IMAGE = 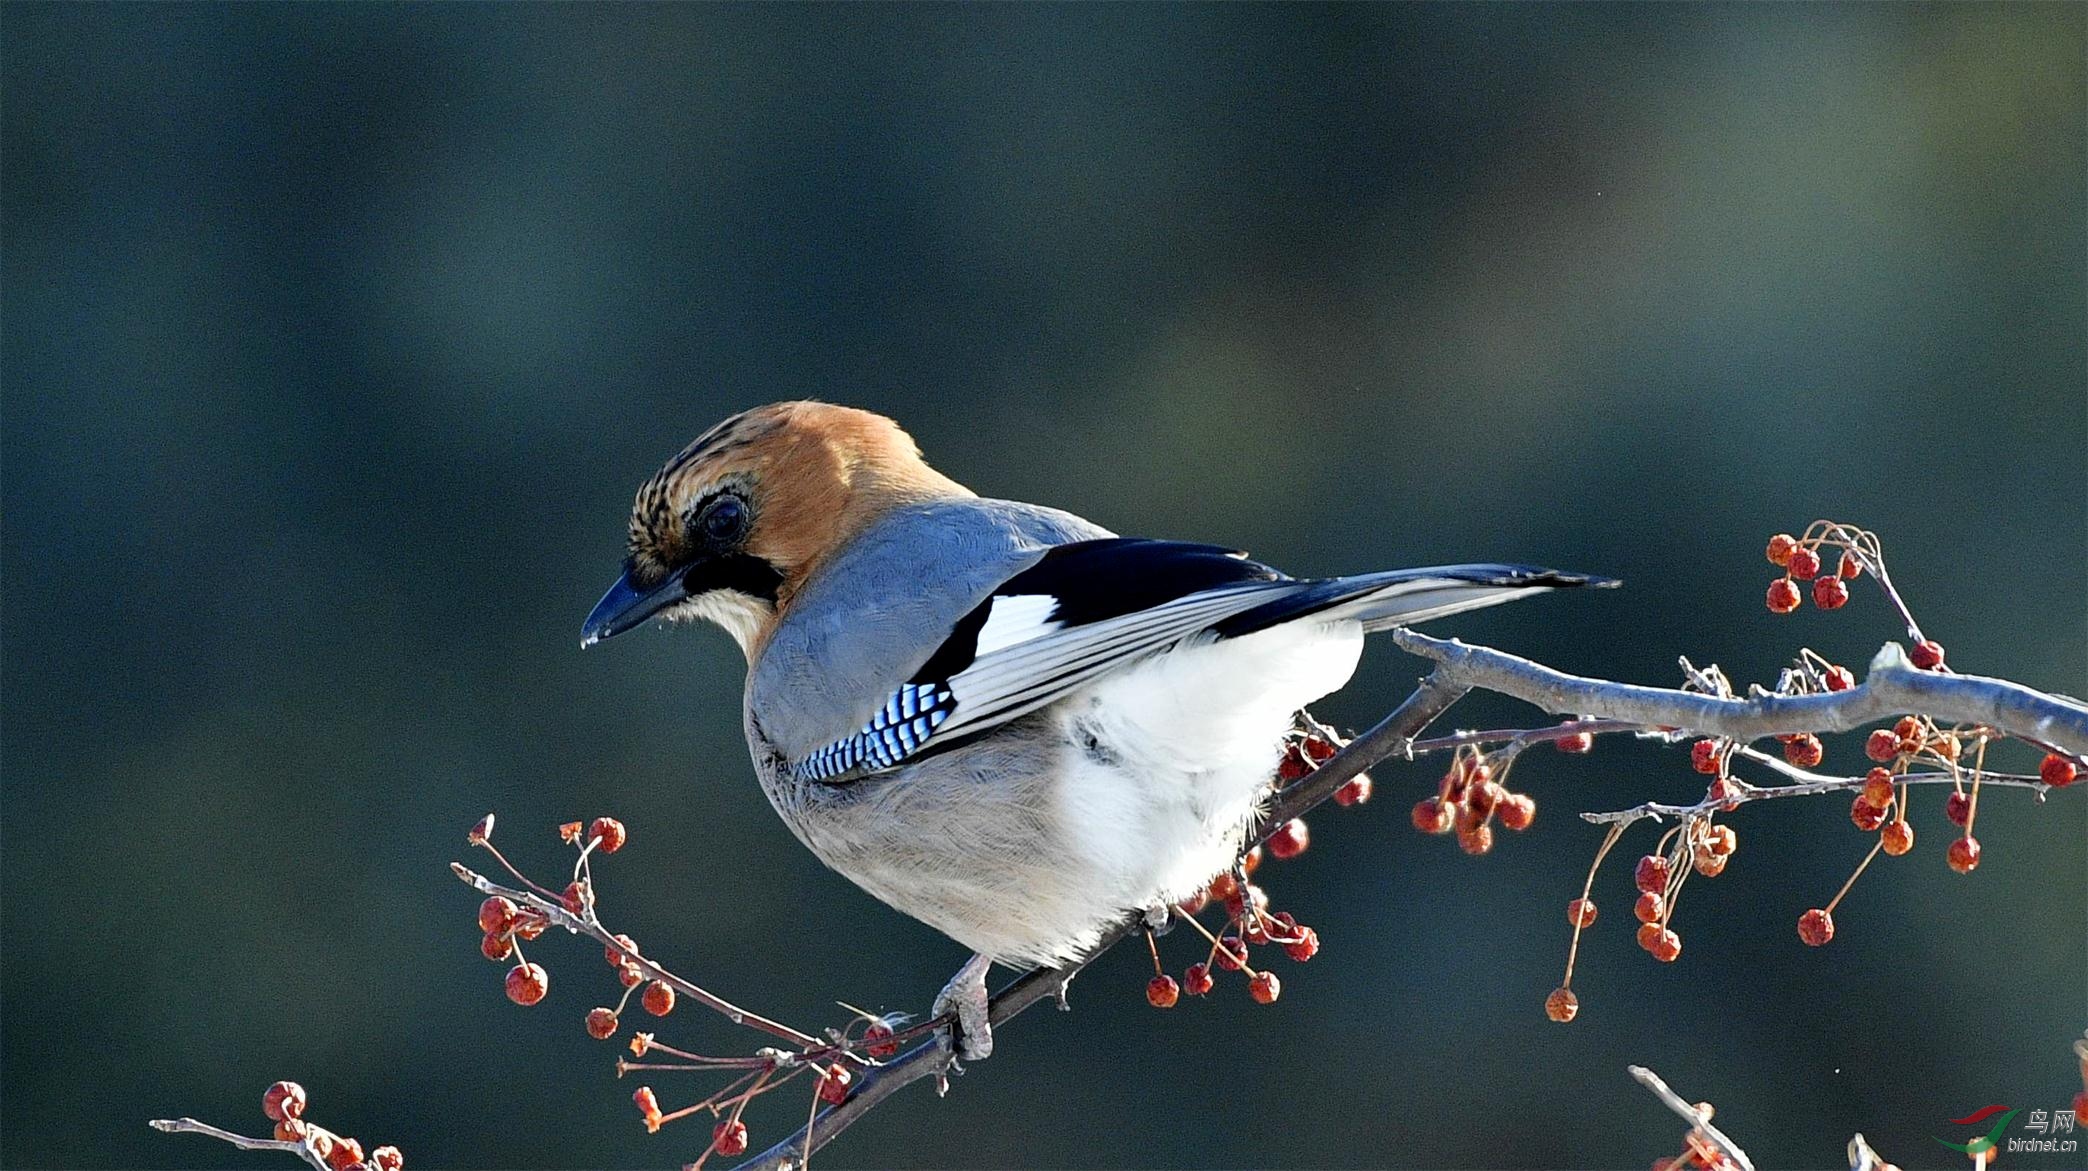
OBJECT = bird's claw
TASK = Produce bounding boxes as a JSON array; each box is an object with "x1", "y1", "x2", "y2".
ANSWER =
[{"x1": 933, "y1": 953, "x2": 993, "y2": 1063}]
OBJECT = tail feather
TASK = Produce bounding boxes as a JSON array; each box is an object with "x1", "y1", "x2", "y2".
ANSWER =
[{"x1": 1213, "y1": 564, "x2": 1616, "y2": 639}]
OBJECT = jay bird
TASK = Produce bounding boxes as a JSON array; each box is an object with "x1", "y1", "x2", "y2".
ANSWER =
[{"x1": 583, "y1": 401, "x2": 1608, "y2": 1059}]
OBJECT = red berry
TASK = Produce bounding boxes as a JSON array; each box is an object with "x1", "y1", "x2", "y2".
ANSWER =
[
  {"x1": 370, "y1": 1147, "x2": 403, "y2": 1171},
  {"x1": 273, "y1": 1120, "x2": 307, "y2": 1143},
  {"x1": 1556, "y1": 730, "x2": 1594, "y2": 754},
  {"x1": 480, "y1": 932, "x2": 513, "y2": 962},
  {"x1": 1410, "y1": 797, "x2": 1453, "y2": 834},
  {"x1": 1765, "y1": 533, "x2": 1798, "y2": 567},
  {"x1": 1947, "y1": 835, "x2": 1980, "y2": 873},
  {"x1": 1634, "y1": 854, "x2": 1671, "y2": 894},
  {"x1": 586, "y1": 1008, "x2": 618, "y2": 1040},
  {"x1": 1456, "y1": 824, "x2": 1494, "y2": 855},
  {"x1": 1302, "y1": 736, "x2": 1339, "y2": 762},
  {"x1": 1822, "y1": 665, "x2": 1856, "y2": 692},
  {"x1": 1634, "y1": 891, "x2": 1665, "y2": 924},
  {"x1": 1497, "y1": 793, "x2": 1536, "y2": 832},
  {"x1": 1544, "y1": 986, "x2": 1578, "y2": 1023},
  {"x1": 1333, "y1": 775, "x2": 1372, "y2": 806},
  {"x1": 558, "y1": 821, "x2": 584, "y2": 843},
  {"x1": 1765, "y1": 578, "x2": 1801, "y2": 614},
  {"x1": 1215, "y1": 936, "x2": 1246, "y2": 971},
  {"x1": 1690, "y1": 739, "x2": 1722, "y2": 775},
  {"x1": 1692, "y1": 849, "x2": 1729, "y2": 878},
  {"x1": 477, "y1": 896, "x2": 518, "y2": 936},
  {"x1": 1705, "y1": 824, "x2": 1738, "y2": 857},
  {"x1": 589, "y1": 816, "x2": 627, "y2": 854},
  {"x1": 1812, "y1": 575, "x2": 1848, "y2": 610},
  {"x1": 263, "y1": 1081, "x2": 307, "y2": 1123},
  {"x1": 641, "y1": 980, "x2": 675, "y2": 1017},
  {"x1": 1647, "y1": 928, "x2": 1682, "y2": 963},
  {"x1": 1183, "y1": 962, "x2": 1214, "y2": 996},
  {"x1": 1783, "y1": 734, "x2": 1824, "y2": 768},
  {"x1": 1797, "y1": 908, "x2": 1834, "y2": 946},
  {"x1": 504, "y1": 962, "x2": 548, "y2": 1006},
  {"x1": 559, "y1": 880, "x2": 590, "y2": 917},
  {"x1": 512, "y1": 911, "x2": 547, "y2": 940},
  {"x1": 1146, "y1": 974, "x2": 1180, "y2": 1008},
  {"x1": 1838, "y1": 551, "x2": 1863, "y2": 579},
  {"x1": 1910, "y1": 639, "x2": 1945, "y2": 670},
  {"x1": 1283, "y1": 927, "x2": 1320, "y2": 962},
  {"x1": 1850, "y1": 794, "x2": 1887, "y2": 832},
  {"x1": 604, "y1": 934, "x2": 638, "y2": 968},
  {"x1": 1945, "y1": 790, "x2": 1971, "y2": 827},
  {"x1": 1787, "y1": 547, "x2": 1822, "y2": 580},
  {"x1": 633, "y1": 1085, "x2": 661, "y2": 1124},
  {"x1": 1465, "y1": 779, "x2": 1502, "y2": 820},
  {"x1": 1266, "y1": 818, "x2": 1309, "y2": 859},
  {"x1": 2041, "y1": 754, "x2": 2079, "y2": 787},
  {"x1": 1247, "y1": 971, "x2": 1281, "y2": 1004},
  {"x1": 1207, "y1": 871, "x2": 1239, "y2": 903},
  {"x1": 1862, "y1": 768, "x2": 1895, "y2": 809},
  {"x1": 1707, "y1": 776, "x2": 1739, "y2": 810},
  {"x1": 617, "y1": 963, "x2": 642, "y2": 989},
  {"x1": 1241, "y1": 846, "x2": 1263, "y2": 875},
  {"x1": 326, "y1": 1137, "x2": 363, "y2": 1171},
  {"x1": 862, "y1": 1021, "x2": 898, "y2": 1058},
  {"x1": 1567, "y1": 898, "x2": 1598, "y2": 928},
  {"x1": 1865, "y1": 729, "x2": 1901, "y2": 762},
  {"x1": 711, "y1": 1119, "x2": 748, "y2": 1157},
  {"x1": 1276, "y1": 744, "x2": 1311, "y2": 781},
  {"x1": 1880, "y1": 820, "x2": 1913, "y2": 856},
  {"x1": 818, "y1": 1063, "x2": 853, "y2": 1104}
]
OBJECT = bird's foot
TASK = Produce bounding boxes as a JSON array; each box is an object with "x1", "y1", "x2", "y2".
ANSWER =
[{"x1": 932, "y1": 952, "x2": 994, "y2": 1064}]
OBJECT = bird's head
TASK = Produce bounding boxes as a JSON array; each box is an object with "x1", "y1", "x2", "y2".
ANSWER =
[{"x1": 581, "y1": 401, "x2": 968, "y2": 658}]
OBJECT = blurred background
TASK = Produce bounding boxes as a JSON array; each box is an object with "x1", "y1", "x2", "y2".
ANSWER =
[{"x1": 5, "y1": 4, "x2": 2083, "y2": 1168}]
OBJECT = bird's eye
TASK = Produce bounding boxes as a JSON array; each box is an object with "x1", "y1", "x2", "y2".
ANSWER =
[{"x1": 698, "y1": 495, "x2": 747, "y2": 543}]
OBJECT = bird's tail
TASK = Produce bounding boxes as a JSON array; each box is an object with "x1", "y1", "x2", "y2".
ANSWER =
[{"x1": 1213, "y1": 563, "x2": 1617, "y2": 639}]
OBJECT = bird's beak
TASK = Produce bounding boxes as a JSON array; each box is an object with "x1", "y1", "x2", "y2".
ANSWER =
[{"x1": 581, "y1": 566, "x2": 689, "y2": 648}]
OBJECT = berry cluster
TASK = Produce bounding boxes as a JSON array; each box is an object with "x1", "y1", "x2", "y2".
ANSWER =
[
  {"x1": 1133, "y1": 728, "x2": 1364, "y2": 1011},
  {"x1": 463, "y1": 813, "x2": 905, "y2": 1169},
  {"x1": 258, "y1": 1081, "x2": 402, "y2": 1171},
  {"x1": 1549, "y1": 805, "x2": 1740, "y2": 1020},
  {"x1": 1409, "y1": 748, "x2": 1537, "y2": 855},
  {"x1": 1762, "y1": 523, "x2": 1948, "y2": 672},
  {"x1": 469, "y1": 815, "x2": 627, "y2": 1009}
]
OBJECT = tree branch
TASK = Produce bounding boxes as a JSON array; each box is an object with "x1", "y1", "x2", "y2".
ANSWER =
[{"x1": 1391, "y1": 632, "x2": 2088, "y2": 755}]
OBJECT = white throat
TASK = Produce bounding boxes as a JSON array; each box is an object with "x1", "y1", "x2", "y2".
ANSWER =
[{"x1": 663, "y1": 590, "x2": 774, "y2": 660}]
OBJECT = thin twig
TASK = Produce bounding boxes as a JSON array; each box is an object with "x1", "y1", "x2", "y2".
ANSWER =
[
  {"x1": 450, "y1": 862, "x2": 824, "y2": 1051},
  {"x1": 148, "y1": 1119, "x2": 331, "y2": 1171},
  {"x1": 1627, "y1": 1066, "x2": 1756, "y2": 1171}
]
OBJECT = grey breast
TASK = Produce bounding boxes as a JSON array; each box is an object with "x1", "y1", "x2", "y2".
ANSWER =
[{"x1": 747, "y1": 497, "x2": 1113, "y2": 763}]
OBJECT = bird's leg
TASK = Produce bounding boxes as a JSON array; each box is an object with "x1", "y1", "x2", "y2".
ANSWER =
[{"x1": 933, "y1": 952, "x2": 994, "y2": 1064}]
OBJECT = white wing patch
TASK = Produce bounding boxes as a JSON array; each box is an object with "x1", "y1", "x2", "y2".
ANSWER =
[{"x1": 972, "y1": 594, "x2": 1063, "y2": 656}]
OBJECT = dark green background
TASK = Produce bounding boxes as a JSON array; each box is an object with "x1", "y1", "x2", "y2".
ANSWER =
[{"x1": 5, "y1": 4, "x2": 2083, "y2": 1168}]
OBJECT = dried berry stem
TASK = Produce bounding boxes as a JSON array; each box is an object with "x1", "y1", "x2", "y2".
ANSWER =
[{"x1": 1824, "y1": 839, "x2": 1885, "y2": 916}]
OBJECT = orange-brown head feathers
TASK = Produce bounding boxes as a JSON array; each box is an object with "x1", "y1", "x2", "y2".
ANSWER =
[{"x1": 583, "y1": 402, "x2": 970, "y2": 657}]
